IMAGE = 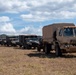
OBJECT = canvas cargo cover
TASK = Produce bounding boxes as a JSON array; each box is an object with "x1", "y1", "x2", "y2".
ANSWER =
[{"x1": 42, "y1": 23, "x2": 75, "y2": 42}]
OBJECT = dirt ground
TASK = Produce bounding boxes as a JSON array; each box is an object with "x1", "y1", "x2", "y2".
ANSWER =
[{"x1": 0, "y1": 46, "x2": 76, "y2": 75}]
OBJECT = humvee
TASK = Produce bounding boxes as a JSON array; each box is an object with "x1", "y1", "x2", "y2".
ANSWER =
[{"x1": 37, "y1": 23, "x2": 76, "y2": 56}]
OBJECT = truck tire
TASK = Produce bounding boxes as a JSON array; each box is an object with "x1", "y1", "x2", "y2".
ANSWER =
[
  {"x1": 23, "y1": 46, "x2": 26, "y2": 49},
  {"x1": 7, "y1": 44, "x2": 9, "y2": 47},
  {"x1": 44, "y1": 44, "x2": 50, "y2": 54},
  {"x1": 23, "y1": 45, "x2": 31, "y2": 49},
  {"x1": 43, "y1": 47, "x2": 45, "y2": 52},
  {"x1": 19, "y1": 45, "x2": 22, "y2": 48},
  {"x1": 27, "y1": 45, "x2": 31, "y2": 49},
  {"x1": 55, "y1": 42, "x2": 62, "y2": 57},
  {"x1": 37, "y1": 46, "x2": 41, "y2": 52}
]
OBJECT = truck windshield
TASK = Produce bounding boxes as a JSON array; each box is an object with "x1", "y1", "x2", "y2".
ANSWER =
[
  {"x1": 63, "y1": 28, "x2": 73, "y2": 36},
  {"x1": 74, "y1": 28, "x2": 76, "y2": 36}
]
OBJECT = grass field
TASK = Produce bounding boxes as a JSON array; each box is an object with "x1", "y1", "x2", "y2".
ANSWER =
[{"x1": 0, "y1": 46, "x2": 76, "y2": 75}]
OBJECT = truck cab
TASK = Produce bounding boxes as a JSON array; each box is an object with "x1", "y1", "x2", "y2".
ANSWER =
[{"x1": 57, "y1": 26, "x2": 76, "y2": 52}]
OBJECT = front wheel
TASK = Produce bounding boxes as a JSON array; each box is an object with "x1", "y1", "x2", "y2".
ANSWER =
[
  {"x1": 55, "y1": 42, "x2": 62, "y2": 57},
  {"x1": 37, "y1": 46, "x2": 41, "y2": 52}
]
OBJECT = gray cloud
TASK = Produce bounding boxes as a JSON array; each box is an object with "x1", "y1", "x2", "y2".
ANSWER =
[
  {"x1": 0, "y1": 0, "x2": 76, "y2": 13},
  {"x1": 20, "y1": 0, "x2": 76, "y2": 21},
  {"x1": 0, "y1": 0, "x2": 29, "y2": 13}
]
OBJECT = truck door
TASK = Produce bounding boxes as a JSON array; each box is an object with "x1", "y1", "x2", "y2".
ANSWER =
[{"x1": 56, "y1": 28, "x2": 64, "y2": 43}]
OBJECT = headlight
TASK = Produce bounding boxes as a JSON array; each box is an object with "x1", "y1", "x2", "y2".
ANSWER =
[
  {"x1": 65, "y1": 45, "x2": 70, "y2": 48},
  {"x1": 63, "y1": 44, "x2": 70, "y2": 49}
]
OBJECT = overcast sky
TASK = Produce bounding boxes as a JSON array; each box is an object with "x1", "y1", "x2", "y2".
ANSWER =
[{"x1": 0, "y1": 0, "x2": 76, "y2": 35}]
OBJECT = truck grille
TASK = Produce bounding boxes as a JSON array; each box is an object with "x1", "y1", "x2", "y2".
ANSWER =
[{"x1": 70, "y1": 40, "x2": 76, "y2": 45}]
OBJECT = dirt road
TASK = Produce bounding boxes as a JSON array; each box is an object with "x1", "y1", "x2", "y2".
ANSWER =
[{"x1": 0, "y1": 46, "x2": 76, "y2": 75}]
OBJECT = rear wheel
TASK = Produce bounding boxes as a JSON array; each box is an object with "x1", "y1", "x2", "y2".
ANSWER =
[
  {"x1": 19, "y1": 45, "x2": 22, "y2": 48},
  {"x1": 23, "y1": 46, "x2": 26, "y2": 49},
  {"x1": 7, "y1": 43, "x2": 9, "y2": 47},
  {"x1": 44, "y1": 44, "x2": 51, "y2": 54},
  {"x1": 27, "y1": 45, "x2": 31, "y2": 49}
]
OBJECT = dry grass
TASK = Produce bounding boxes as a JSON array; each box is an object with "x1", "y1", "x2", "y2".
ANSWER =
[{"x1": 0, "y1": 46, "x2": 76, "y2": 75}]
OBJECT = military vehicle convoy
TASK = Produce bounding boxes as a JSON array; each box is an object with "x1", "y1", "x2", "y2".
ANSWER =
[
  {"x1": 0, "y1": 34, "x2": 40, "y2": 49},
  {"x1": 37, "y1": 23, "x2": 76, "y2": 56},
  {"x1": 1, "y1": 23, "x2": 76, "y2": 57}
]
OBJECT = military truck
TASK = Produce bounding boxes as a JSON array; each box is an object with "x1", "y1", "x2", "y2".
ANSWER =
[
  {"x1": 19, "y1": 35, "x2": 39, "y2": 49},
  {"x1": 2, "y1": 35, "x2": 18, "y2": 46},
  {"x1": 9, "y1": 36, "x2": 19, "y2": 47},
  {"x1": 0, "y1": 39, "x2": 2, "y2": 45},
  {"x1": 0, "y1": 34, "x2": 7, "y2": 45},
  {"x1": 37, "y1": 23, "x2": 76, "y2": 56}
]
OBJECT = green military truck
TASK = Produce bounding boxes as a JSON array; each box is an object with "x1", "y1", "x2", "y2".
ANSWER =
[
  {"x1": 19, "y1": 35, "x2": 39, "y2": 49},
  {"x1": 8, "y1": 36, "x2": 19, "y2": 47},
  {"x1": 0, "y1": 34, "x2": 7, "y2": 46},
  {"x1": 37, "y1": 23, "x2": 76, "y2": 56},
  {"x1": 0, "y1": 34, "x2": 20, "y2": 47}
]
